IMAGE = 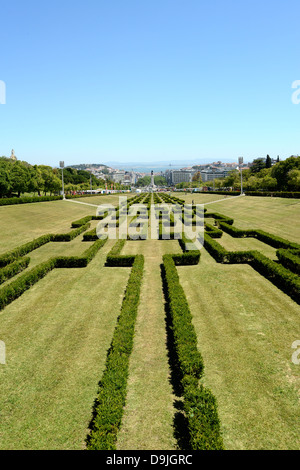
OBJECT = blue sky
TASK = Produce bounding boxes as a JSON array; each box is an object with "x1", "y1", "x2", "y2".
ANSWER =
[{"x1": 1, "y1": 0, "x2": 300, "y2": 167}]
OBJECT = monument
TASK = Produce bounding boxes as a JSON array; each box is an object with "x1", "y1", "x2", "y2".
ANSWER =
[{"x1": 10, "y1": 149, "x2": 17, "y2": 161}]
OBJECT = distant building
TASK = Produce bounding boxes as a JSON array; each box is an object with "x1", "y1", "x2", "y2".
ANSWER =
[
  {"x1": 200, "y1": 168, "x2": 234, "y2": 182},
  {"x1": 171, "y1": 170, "x2": 194, "y2": 185}
]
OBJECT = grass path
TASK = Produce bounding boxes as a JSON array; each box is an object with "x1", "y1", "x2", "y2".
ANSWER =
[{"x1": 117, "y1": 240, "x2": 179, "y2": 450}]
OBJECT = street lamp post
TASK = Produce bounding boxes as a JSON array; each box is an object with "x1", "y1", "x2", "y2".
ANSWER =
[
  {"x1": 60, "y1": 161, "x2": 65, "y2": 200},
  {"x1": 239, "y1": 157, "x2": 244, "y2": 195}
]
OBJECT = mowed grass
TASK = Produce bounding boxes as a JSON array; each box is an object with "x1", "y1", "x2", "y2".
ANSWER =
[
  {"x1": 0, "y1": 238, "x2": 131, "y2": 449},
  {"x1": 178, "y1": 249, "x2": 300, "y2": 449},
  {"x1": 177, "y1": 192, "x2": 300, "y2": 242},
  {"x1": 0, "y1": 194, "x2": 299, "y2": 450},
  {"x1": 0, "y1": 195, "x2": 120, "y2": 254}
]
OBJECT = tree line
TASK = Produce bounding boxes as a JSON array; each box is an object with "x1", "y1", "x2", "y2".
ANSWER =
[
  {"x1": 0, "y1": 157, "x2": 107, "y2": 198},
  {"x1": 175, "y1": 156, "x2": 300, "y2": 191},
  {"x1": 217, "y1": 155, "x2": 300, "y2": 191}
]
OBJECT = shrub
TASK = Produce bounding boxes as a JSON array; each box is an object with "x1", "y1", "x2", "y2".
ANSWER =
[
  {"x1": 162, "y1": 254, "x2": 224, "y2": 450},
  {"x1": 162, "y1": 254, "x2": 204, "y2": 379},
  {"x1": 0, "y1": 258, "x2": 57, "y2": 311},
  {"x1": 0, "y1": 257, "x2": 30, "y2": 285},
  {"x1": 51, "y1": 223, "x2": 90, "y2": 241},
  {"x1": 204, "y1": 223, "x2": 223, "y2": 238},
  {"x1": 0, "y1": 196, "x2": 62, "y2": 206},
  {"x1": 71, "y1": 216, "x2": 93, "y2": 228},
  {"x1": 277, "y1": 249, "x2": 300, "y2": 275},
  {"x1": 0, "y1": 235, "x2": 52, "y2": 268},
  {"x1": 55, "y1": 238, "x2": 107, "y2": 268},
  {"x1": 105, "y1": 239, "x2": 136, "y2": 267},
  {"x1": 83, "y1": 228, "x2": 98, "y2": 241},
  {"x1": 87, "y1": 255, "x2": 144, "y2": 450}
]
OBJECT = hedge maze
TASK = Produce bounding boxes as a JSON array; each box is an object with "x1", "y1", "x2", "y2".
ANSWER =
[{"x1": 0, "y1": 192, "x2": 299, "y2": 450}]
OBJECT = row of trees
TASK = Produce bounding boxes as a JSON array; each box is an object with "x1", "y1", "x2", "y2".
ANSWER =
[
  {"x1": 218, "y1": 156, "x2": 300, "y2": 191},
  {"x1": 175, "y1": 156, "x2": 300, "y2": 192},
  {"x1": 0, "y1": 157, "x2": 109, "y2": 198},
  {"x1": 135, "y1": 175, "x2": 167, "y2": 187}
]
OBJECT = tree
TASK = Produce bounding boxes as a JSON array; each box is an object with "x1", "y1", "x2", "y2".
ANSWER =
[
  {"x1": 250, "y1": 158, "x2": 266, "y2": 174},
  {"x1": 245, "y1": 175, "x2": 261, "y2": 190},
  {"x1": 192, "y1": 171, "x2": 202, "y2": 185},
  {"x1": 265, "y1": 155, "x2": 272, "y2": 169},
  {"x1": 10, "y1": 161, "x2": 29, "y2": 197},
  {"x1": 136, "y1": 176, "x2": 151, "y2": 187},
  {"x1": 154, "y1": 176, "x2": 167, "y2": 186},
  {"x1": 223, "y1": 170, "x2": 240, "y2": 188},
  {"x1": 271, "y1": 156, "x2": 300, "y2": 190},
  {"x1": 287, "y1": 169, "x2": 300, "y2": 190},
  {"x1": 0, "y1": 162, "x2": 11, "y2": 197},
  {"x1": 260, "y1": 175, "x2": 277, "y2": 190}
]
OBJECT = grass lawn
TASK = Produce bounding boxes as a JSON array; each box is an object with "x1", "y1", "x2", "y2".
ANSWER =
[
  {"x1": 178, "y1": 249, "x2": 300, "y2": 449},
  {"x1": 0, "y1": 196, "x2": 121, "y2": 255},
  {"x1": 0, "y1": 193, "x2": 299, "y2": 450},
  {"x1": 0, "y1": 239, "x2": 130, "y2": 449}
]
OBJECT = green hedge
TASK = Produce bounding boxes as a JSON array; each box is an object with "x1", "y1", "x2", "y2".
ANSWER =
[
  {"x1": 245, "y1": 191, "x2": 300, "y2": 198},
  {"x1": 83, "y1": 228, "x2": 98, "y2": 241},
  {"x1": 277, "y1": 249, "x2": 300, "y2": 275},
  {"x1": 0, "y1": 257, "x2": 30, "y2": 285},
  {"x1": 204, "y1": 223, "x2": 223, "y2": 238},
  {"x1": 87, "y1": 254, "x2": 144, "y2": 450},
  {"x1": 205, "y1": 212, "x2": 234, "y2": 225},
  {"x1": 0, "y1": 238, "x2": 108, "y2": 310},
  {"x1": 0, "y1": 258, "x2": 57, "y2": 311},
  {"x1": 171, "y1": 252, "x2": 201, "y2": 265},
  {"x1": 55, "y1": 238, "x2": 107, "y2": 268},
  {"x1": 0, "y1": 235, "x2": 52, "y2": 268},
  {"x1": 162, "y1": 254, "x2": 203, "y2": 380},
  {"x1": 162, "y1": 254, "x2": 224, "y2": 450},
  {"x1": 71, "y1": 216, "x2": 93, "y2": 228},
  {"x1": 0, "y1": 196, "x2": 62, "y2": 206},
  {"x1": 250, "y1": 251, "x2": 300, "y2": 303},
  {"x1": 51, "y1": 223, "x2": 90, "y2": 241},
  {"x1": 204, "y1": 233, "x2": 300, "y2": 303},
  {"x1": 105, "y1": 239, "x2": 136, "y2": 267},
  {"x1": 218, "y1": 221, "x2": 300, "y2": 251},
  {"x1": 0, "y1": 223, "x2": 93, "y2": 268}
]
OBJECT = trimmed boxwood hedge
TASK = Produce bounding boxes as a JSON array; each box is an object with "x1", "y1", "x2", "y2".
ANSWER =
[
  {"x1": 0, "y1": 195, "x2": 63, "y2": 206},
  {"x1": 0, "y1": 238, "x2": 108, "y2": 311},
  {"x1": 0, "y1": 223, "x2": 93, "y2": 268},
  {"x1": 87, "y1": 254, "x2": 144, "y2": 450},
  {"x1": 219, "y1": 221, "x2": 300, "y2": 250},
  {"x1": 205, "y1": 212, "x2": 234, "y2": 225},
  {"x1": 71, "y1": 216, "x2": 93, "y2": 228},
  {"x1": 105, "y1": 239, "x2": 136, "y2": 267},
  {"x1": 0, "y1": 257, "x2": 30, "y2": 285},
  {"x1": 204, "y1": 222, "x2": 223, "y2": 238},
  {"x1": 0, "y1": 235, "x2": 52, "y2": 268},
  {"x1": 277, "y1": 249, "x2": 300, "y2": 275},
  {"x1": 204, "y1": 233, "x2": 300, "y2": 303},
  {"x1": 162, "y1": 254, "x2": 224, "y2": 450},
  {"x1": 0, "y1": 257, "x2": 57, "y2": 311},
  {"x1": 51, "y1": 223, "x2": 90, "y2": 241}
]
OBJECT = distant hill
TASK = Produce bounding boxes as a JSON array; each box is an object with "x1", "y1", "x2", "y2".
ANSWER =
[{"x1": 67, "y1": 163, "x2": 109, "y2": 170}]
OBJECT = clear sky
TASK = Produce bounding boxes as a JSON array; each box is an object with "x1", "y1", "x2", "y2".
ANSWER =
[{"x1": 1, "y1": 0, "x2": 300, "y2": 167}]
